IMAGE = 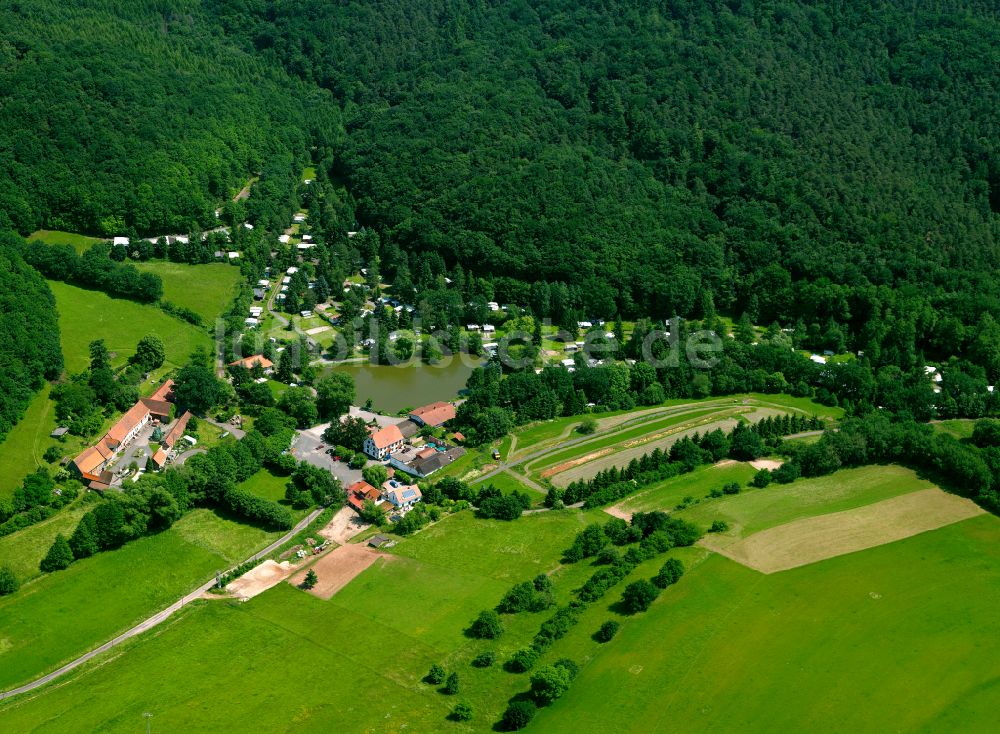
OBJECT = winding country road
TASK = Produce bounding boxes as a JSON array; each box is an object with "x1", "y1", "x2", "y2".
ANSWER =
[{"x1": 0, "y1": 508, "x2": 323, "y2": 701}]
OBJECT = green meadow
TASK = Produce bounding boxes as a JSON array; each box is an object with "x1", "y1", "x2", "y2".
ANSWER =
[
  {"x1": 1, "y1": 482, "x2": 997, "y2": 732},
  {"x1": 238, "y1": 468, "x2": 291, "y2": 503},
  {"x1": 49, "y1": 280, "x2": 211, "y2": 374},
  {"x1": 527, "y1": 407, "x2": 740, "y2": 474},
  {"x1": 613, "y1": 461, "x2": 758, "y2": 516},
  {"x1": 0, "y1": 503, "x2": 90, "y2": 582},
  {"x1": 0, "y1": 388, "x2": 58, "y2": 498},
  {"x1": 134, "y1": 260, "x2": 242, "y2": 325},
  {"x1": 674, "y1": 464, "x2": 933, "y2": 538},
  {"x1": 533, "y1": 515, "x2": 1000, "y2": 734},
  {"x1": 28, "y1": 230, "x2": 102, "y2": 254},
  {"x1": 0, "y1": 507, "x2": 281, "y2": 690}
]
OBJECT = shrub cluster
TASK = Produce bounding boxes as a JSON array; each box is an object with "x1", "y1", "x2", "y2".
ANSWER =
[{"x1": 498, "y1": 574, "x2": 555, "y2": 614}]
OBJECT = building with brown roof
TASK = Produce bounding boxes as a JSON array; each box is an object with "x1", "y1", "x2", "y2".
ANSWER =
[
  {"x1": 150, "y1": 448, "x2": 168, "y2": 470},
  {"x1": 363, "y1": 423, "x2": 405, "y2": 460},
  {"x1": 408, "y1": 401, "x2": 456, "y2": 428},
  {"x1": 71, "y1": 381, "x2": 177, "y2": 490},
  {"x1": 104, "y1": 398, "x2": 170, "y2": 450}
]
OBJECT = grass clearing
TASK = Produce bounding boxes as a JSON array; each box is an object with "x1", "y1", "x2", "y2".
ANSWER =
[
  {"x1": 133, "y1": 260, "x2": 241, "y2": 325},
  {"x1": 237, "y1": 468, "x2": 290, "y2": 503},
  {"x1": 0, "y1": 508, "x2": 608, "y2": 730},
  {"x1": 610, "y1": 461, "x2": 758, "y2": 517},
  {"x1": 0, "y1": 508, "x2": 279, "y2": 690},
  {"x1": 707, "y1": 487, "x2": 984, "y2": 573},
  {"x1": 50, "y1": 280, "x2": 211, "y2": 373},
  {"x1": 28, "y1": 230, "x2": 101, "y2": 253},
  {"x1": 0, "y1": 503, "x2": 90, "y2": 583},
  {"x1": 934, "y1": 419, "x2": 975, "y2": 440},
  {"x1": 0, "y1": 388, "x2": 57, "y2": 498},
  {"x1": 2, "y1": 501, "x2": 1000, "y2": 732}
]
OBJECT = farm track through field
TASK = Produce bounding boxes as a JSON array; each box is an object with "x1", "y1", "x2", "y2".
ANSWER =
[
  {"x1": 476, "y1": 399, "x2": 773, "y2": 488},
  {"x1": 0, "y1": 508, "x2": 323, "y2": 701},
  {"x1": 549, "y1": 414, "x2": 745, "y2": 487}
]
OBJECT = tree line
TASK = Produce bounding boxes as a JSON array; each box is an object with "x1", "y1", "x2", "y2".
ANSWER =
[{"x1": 0, "y1": 234, "x2": 63, "y2": 446}]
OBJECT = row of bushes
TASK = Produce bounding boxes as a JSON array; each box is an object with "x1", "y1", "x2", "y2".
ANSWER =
[{"x1": 551, "y1": 416, "x2": 822, "y2": 509}]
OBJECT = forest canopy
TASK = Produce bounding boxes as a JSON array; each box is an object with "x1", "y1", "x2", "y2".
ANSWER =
[
  {"x1": 0, "y1": 0, "x2": 341, "y2": 236},
  {"x1": 207, "y1": 0, "x2": 1000, "y2": 322}
]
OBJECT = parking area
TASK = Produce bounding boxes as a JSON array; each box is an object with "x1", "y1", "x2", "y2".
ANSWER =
[{"x1": 292, "y1": 426, "x2": 362, "y2": 486}]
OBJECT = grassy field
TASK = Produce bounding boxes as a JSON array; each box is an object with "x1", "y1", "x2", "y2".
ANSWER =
[
  {"x1": 527, "y1": 406, "x2": 740, "y2": 473},
  {"x1": 674, "y1": 465, "x2": 933, "y2": 538},
  {"x1": 934, "y1": 419, "x2": 975, "y2": 440},
  {"x1": 237, "y1": 468, "x2": 290, "y2": 503},
  {"x1": 134, "y1": 260, "x2": 242, "y2": 325},
  {"x1": 49, "y1": 280, "x2": 211, "y2": 373},
  {"x1": 0, "y1": 508, "x2": 639, "y2": 730},
  {"x1": 0, "y1": 503, "x2": 90, "y2": 583},
  {"x1": 0, "y1": 508, "x2": 281, "y2": 690},
  {"x1": 1, "y1": 481, "x2": 998, "y2": 731},
  {"x1": 483, "y1": 470, "x2": 543, "y2": 498},
  {"x1": 27, "y1": 230, "x2": 101, "y2": 253},
  {"x1": 612, "y1": 461, "x2": 758, "y2": 516},
  {"x1": 533, "y1": 515, "x2": 1000, "y2": 733},
  {"x1": 0, "y1": 388, "x2": 57, "y2": 498}
]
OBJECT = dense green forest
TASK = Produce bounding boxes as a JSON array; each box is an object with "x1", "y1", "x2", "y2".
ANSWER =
[
  {"x1": 5, "y1": 0, "x2": 1000, "y2": 416},
  {"x1": 0, "y1": 235, "x2": 63, "y2": 443},
  {"x1": 203, "y1": 0, "x2": 1000, "y2": 378},
  {"x1": 0, "y1": 0, "x2": 341, "y2": 235}
]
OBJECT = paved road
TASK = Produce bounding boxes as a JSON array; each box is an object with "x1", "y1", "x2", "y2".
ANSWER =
[
  {"x1": 205, "y1": 417, "x2": 245, "y2": 439},
  {"x1": 0, "y1": 508, "x2": 322, "y2": 701},
  {"x1": 173, "y1": 448, "x2": 206, "y2": 466}
]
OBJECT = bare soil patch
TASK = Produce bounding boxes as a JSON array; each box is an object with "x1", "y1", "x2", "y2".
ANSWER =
[
  {"x1": 749, "y1": 459, "x2": 784, "y2": 471},
  {"x1": 540, "y1": 448, "x2": 614, "y2": 479},
  {"x1": 702, "y1": 488, "x2": 985, "y2": 574},
  {"x1": 603, "y1": 505, "x2": 633, "y2": 522},
  {"x1": 319, "y1": 507, "x2": 370, "y2": 545},
  {"x1": 288, "y1": 544, "x2": 389, "y2": 599},
  {"x1": 227, "y1": 560, "x2": 295, "y2": 601}
]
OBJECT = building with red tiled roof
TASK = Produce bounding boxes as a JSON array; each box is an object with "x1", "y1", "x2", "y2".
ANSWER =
[
  {"x1": 71, "y1": 378, "x2": 177, "y2": 490},
  {"x1": 227, "y1": 355, "x2": 274, "y2": 373},
  {"x1": 408, "y1": 401, "x2": 456, "y2": 428},
  {"x1": 363, "y1": 423, "x2": 405, "y2": 460},
  {"x1": 345, "y1": 480, "x2": 381, "y2": 512},
  {"x1": 150, "y1": 379, "x2": 175, "y2": 403},
  {"x1": 150, "y1": 448, "x2": 168, "y2": 470},
  {"x1": 72, "y1": 440, "x2": 114, "y2": 479},
  {"x1": 104, "y1": 398, "x2": 170, "y2": 449},
  {"x1": 162, "y1": 411, "x2": 193, "y2": 449}
]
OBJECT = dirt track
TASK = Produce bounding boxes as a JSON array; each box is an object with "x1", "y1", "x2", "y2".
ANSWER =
[
  {"x1": 288, "y1": 544, "x2": 388, "y2": 599},
  {"x1": 701, "y1": 488, "x2": 985, "y2": 574}
]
